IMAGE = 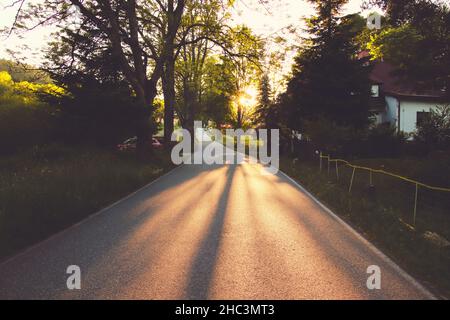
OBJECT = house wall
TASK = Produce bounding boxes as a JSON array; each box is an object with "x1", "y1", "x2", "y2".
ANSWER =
[
  {"x1": 384, "y1": 95, "x2": 398, "y2": 125},
  {"x1": 399, "y1": 100, "x2": 446, "y2": 134},
  {"x1": 383, "y1": 95, "x2": 447, "y2": 134}
]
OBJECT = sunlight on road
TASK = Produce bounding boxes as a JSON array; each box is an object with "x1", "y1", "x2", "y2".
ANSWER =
[{"x1": 0, "y1": 163, "x2": 434, "y2": 299}]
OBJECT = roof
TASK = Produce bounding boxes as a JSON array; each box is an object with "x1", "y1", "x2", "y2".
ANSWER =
[{"x1": 369, "y1": 61, "x2": 447, "y2": 100}]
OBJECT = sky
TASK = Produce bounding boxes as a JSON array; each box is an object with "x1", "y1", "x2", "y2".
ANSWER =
[
  {"x1": 229, "y1": 0, "x2": 382, "y2": 92},
  {"x1": 0, "y1": 0, "x2": 381, "y2": 85},
  {"x1": 231, "y1": 0, "x2": 372, "y2": 36}
]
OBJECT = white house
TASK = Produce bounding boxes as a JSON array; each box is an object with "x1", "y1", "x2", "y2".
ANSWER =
[{"x1": 368, "y1": 61, "x2": 449, "y2": 134}]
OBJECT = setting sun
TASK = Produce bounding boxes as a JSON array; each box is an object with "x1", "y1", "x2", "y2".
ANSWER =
[{"x1": 238, "y1": 86, "x2": 258, "y2": 107}]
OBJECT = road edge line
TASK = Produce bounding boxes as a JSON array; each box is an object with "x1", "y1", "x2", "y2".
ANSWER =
[
  {"x1": 0, "y1": 164, "x2": 184, "y2": 267},
  {"x1": 278, "y1": 169, "x2": 438, "y2": 300}
]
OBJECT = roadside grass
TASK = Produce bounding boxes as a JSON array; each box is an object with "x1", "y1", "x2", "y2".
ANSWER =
[
  {"x1": 280, "y1": 155, "x2": 450, "y2": 298},
  {"x1": 351, "y1": 153, "x2": 450, "y2": 188},
  {"x1": 0, "y1": 144, "x2": 175, "y2": 260}
]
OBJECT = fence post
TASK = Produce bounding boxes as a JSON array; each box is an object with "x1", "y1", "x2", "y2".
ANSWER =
[
  {"x1": 413, "y1": 183, "x2": 419, "y2": 227},
  {"x1": 348, "y1": 167, "x2": 356, "y2": 194},
  {"x1": 335, "y1": 161, "x2": 339, "y2": 181},
  {"x1": 327, "y1": 157, "x2": 330, "y2": 175},
  {"x1": 319, "y1": 152, "x2": 322, "y2": 172},
  {"x1": 369, "y1": 171, "x2": 373, "y2": 187}
]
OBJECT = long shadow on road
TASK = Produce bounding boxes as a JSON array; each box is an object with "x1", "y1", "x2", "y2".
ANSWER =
[{"x1": 185, "y1": 164, "x2": 236, "y2": 299}]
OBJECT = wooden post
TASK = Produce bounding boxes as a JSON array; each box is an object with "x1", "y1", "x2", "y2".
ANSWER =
[
  {"x1": 348, "y1": 167, "x2": 356, "y2": 194},
  {"x1": 335, "y1": 161, "x2": 339, "y2": 181},
  {"x1": 319, "y1": 152, "x2": 322, "y2": 173},
  {"x1": 327, "y1": 157, "x2": 330, "y2": 175},
  {"x1": 413, "y1": 183, "x2": 419, "y2": 227}
]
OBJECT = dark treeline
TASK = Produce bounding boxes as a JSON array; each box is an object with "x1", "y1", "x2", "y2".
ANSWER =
[
  {"x1": 1, "y1": 0, "x2": 449, "y2": 158},
  {"x1": 4, "y1": 0, "x2": 262, "y2": 156},
  {"x1": 257, "y1": 0, "x2": 450, "y2": 158}
]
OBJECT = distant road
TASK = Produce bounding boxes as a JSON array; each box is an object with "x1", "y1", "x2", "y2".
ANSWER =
[{"x1": 0, "y1": 159, "x2": 435, "y2": 299}]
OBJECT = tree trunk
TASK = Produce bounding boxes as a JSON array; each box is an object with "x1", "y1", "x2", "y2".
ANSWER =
[
  {"x1": 136, "y1": 81, "x2": 157, "y2": 158},
  {"x1": 237, "y1": 105, "x2": 243, "y2": 128},
  {"x1": 162, "y1": 56, "x2": 175, "y2": 147}
]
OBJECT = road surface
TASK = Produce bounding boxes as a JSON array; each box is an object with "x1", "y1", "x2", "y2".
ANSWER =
[{"x1": 0, "y1": 159, "x2": 435, "y2": 299}]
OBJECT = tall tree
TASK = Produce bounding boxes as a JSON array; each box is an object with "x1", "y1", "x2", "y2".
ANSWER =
[
  {"x1": 162, "y1": 0, "x2": 231, "y2": 144},
  {"x1": 254, "y1": 72, "x2": 272, "y2": 127},
  {"x1": 226, "y1": 25, "x2": 263, "y2": 128},
  {"x1": 172, "y1": 18, "x2": 261, "y2": 131},
  {"x1": 42, "y1": 20, "x2": 141, "y2": 145},
  {"x1": 7, "y1": 0, "x2": 186, "y2": 155},
  {"x1": 285, "y1": 0, "x2": 372, "y2": 130},
  {"x1": 365, "y1": 0, "x2": 450, "y2": 95},
  {"x1": 200, "y1": 56, "x2": 236, "y2": 126}
]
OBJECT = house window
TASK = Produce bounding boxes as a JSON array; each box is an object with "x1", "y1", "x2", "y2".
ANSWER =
[
  {"x1": 371, "y1": 84, "x2": 379, "y2": 97},
  {"x1": 416, "y1": 111, "x2": 430, "y2": 127}
]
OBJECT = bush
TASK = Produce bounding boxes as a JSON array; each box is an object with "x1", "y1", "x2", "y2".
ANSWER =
[
  {"x1": 414, "y1": 104, "x2": 450, "y2": 150},
  {"x1": 366, "y1": 123, "x2": 407, "y2": 157},
  {"x1": 301, "y1": 116, "x2": 364, "y2": 156},
  {"x1": 0, "y1": 71, "x2": 56, "y2": 155},
  {"x1": 300, "y1": 117, "x2": 410, "y2": 158},
  {"x1": 0, "y1": 70, "x2": 138, "y2": 152},
  {"x1": 45, "y1": 77, "x2": 141, "y2": 146}
]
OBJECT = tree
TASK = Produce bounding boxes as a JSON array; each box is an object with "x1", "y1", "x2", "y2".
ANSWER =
[
  {"x1": 7, "y1": 0, "x2": 186, "y2": 155},
  {"x1": 363, "y1": 0, "x2": 445, "y2": 27},
  {"x1": 172, "y1": 21, "x2": 261, "y2": 131},
  {"x1": 366, "y1": 1, "x2": 450, "y2": 95},
  {"x1": 254, "y1": 72, "x2": 272, "y2": 127},
  {"x1": 284, "y1": 0, "x2": 372, "y2": 131},
  {"x1": 173, "y1": 1, "x2": 217, "y2": 135},
  {"x1": 0, "y1": 59, "x2": 51, "y2": 83},
  {"x1": 226, "y1": 25, "x2": 263, "y2": 128},
  {"x1": 414, "y1": 104, "x2": 450, "y2": 150},
  {"x1": 42, "y1": 26, "x2": 141, "y2": 145},
  {"x1": 198, "y1": 56, "x2": 235, "y2": 127},
  {"x1": 162, "y1": 0, "x2": 231, "y2": 144}
]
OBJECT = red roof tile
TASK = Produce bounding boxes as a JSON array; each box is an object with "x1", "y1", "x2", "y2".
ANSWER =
[{"x1": 369, "y1": 61, "x2": 446, "y2": 99}]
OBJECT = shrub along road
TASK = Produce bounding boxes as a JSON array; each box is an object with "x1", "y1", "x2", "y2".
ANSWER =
[{"x1": 0, "y1": 161, "x2": 435, "y2": 299}]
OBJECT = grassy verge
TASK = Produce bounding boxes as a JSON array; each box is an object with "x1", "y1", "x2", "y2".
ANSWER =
[
  {"x1": 280, "y1": 155, "x2": 450, "y2": 298},
  {"x1": 0, "y1": 144, "x2": 175, "y2": 260},
  {"x1": 351, "y1": 153, "x2": 450, "y2": 188}
]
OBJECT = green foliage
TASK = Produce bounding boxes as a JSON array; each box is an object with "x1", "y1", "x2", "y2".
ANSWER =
[
  {"x1": 44, "y1": 25, "x2": 143, "y2": 146},
  {"x1": 284, "y1": 1, "x2": 372, "y2": 130},
  {"x1": 172, "y1": 0, "x2": 239, "y2": 129},
  {"x1": 174, "y1": 22, "x2": 262, "y2": 129},
  {"x1": 47, "y1": 77, "x2": 140, "y2": 146},
  {"x1": 0, "y1": 71, "x2": 62, "y2": 154},
  {"x1": 281, "y1": 155, "x2": 450, "y2": 296},
  {"x1": 367, "y1": 25, "x2": 423, "y2": 61},
  {"x1": 414, "y1": 105, "x2": 450, "y2": 150},
  {"x1": 253, "y1": 73, "x2": 273, "y2": 127},
  {"x1": 199, "y1": 56, "x2": 236, "y2": 126},
  {"x1": 366, "y1": 0, "x2": 450, "y2": 93},
  {"x1": 0, "y1": 70, "x2": 63, "y2": 106},
  {"x1": 302, "y1": 116, "x2": 363, "y2": 155},
  {"x1": 364, "y1": 0, "x2": 446, "y2": 27},
  {"x1": 301, "y1": 118, "x2": 407, "y2": 157},
  {"x1": 0, "y1": 59, "x2": 52, "y2": 83},
  {"x1": 366, "y1": 123, "x2": 406, "y2": 157}
]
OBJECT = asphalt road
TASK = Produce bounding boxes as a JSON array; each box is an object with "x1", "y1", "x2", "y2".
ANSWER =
[{"x1": 0, "y1": 158, "x2": 435, "y2": 299}]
